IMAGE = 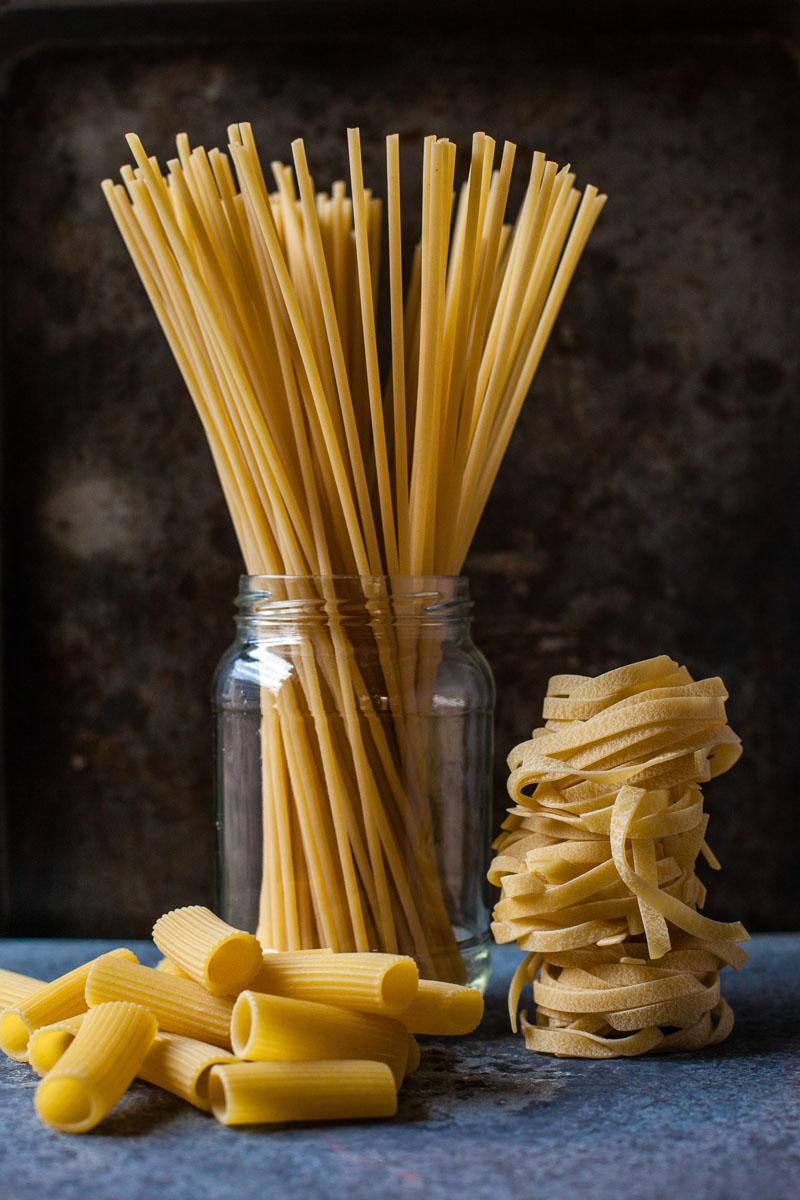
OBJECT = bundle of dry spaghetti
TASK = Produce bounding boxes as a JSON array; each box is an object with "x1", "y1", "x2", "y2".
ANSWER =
[
  {"x1": 490, "y1": 656, "x2": 749, "y2": 1056},
  {"x1": 103, "y1": 123, "x2": 606, "y2": 981}
]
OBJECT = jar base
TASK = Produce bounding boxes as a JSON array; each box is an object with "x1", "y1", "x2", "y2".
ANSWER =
[{"x1": 455, "y1": 929, "x2": 493, "y2": 993}]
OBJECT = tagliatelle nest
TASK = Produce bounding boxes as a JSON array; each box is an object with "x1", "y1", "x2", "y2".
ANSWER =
[{"x1": 489, "y1": 655, "x2": 749, "y2": 1057}]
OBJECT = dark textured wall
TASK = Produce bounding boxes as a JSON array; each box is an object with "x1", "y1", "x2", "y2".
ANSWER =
[{"x1": 1, "y1": 9, "x2": 798, "y2": 935}]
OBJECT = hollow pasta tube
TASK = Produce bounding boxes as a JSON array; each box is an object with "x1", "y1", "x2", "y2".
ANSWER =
[
  {"x1": 400, "y1": 979, "x2": 484, "y2": 1035},
  {"x1": 153, "y1": 906, "x2": 263, "y2": 996},
  {"x1": 232, "y1": 990, "x2": 408, "y2": 1086},
  {"x1": 30, "y1": 1018, "x2": 235, "y2": 1112},
  {"x1": 86, "y1": 956, "x2": 233, "y2": 1048},
  {"x1": 0, "y1": 948, "x2": 137, "y2": 1062},
  {"x1": 29, "y1": 1015, "x2": 85, "y2": 1076},
  {"x1": 138, "y1": 1032, "x2": 237, "y2": 1111},
  {"x1": 250, "y1": 952, "x2": 419, "y2": 1016},
  {"x1": 0, "y1": 967, "x2": 43, "y2": 1008},
  {"x1": 208, "y1": 1059, "x2": 397, "y2": 1126},
  {"x1": 34, "y1": 1002, "x2": 157, "y2": 1134},
  {"x1": 155, "y1": 957, "x2": 191, "y2": 979}
]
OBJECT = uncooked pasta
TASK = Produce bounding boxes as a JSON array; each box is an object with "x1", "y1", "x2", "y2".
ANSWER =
[
  {"x1": 103, "y1": 125, "x2": 606, "y2": 979},
  {"x1": 2, "y1": 904, "x2": 481, "y2": 1133},
  {"x1": 490, "y1": 656, "x2": 748, "y2": 1056}
]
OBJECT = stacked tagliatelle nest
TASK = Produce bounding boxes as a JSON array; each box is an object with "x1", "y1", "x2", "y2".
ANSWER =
[{"x1": 489, "y1": 656, "x2": 749, "y2": 1058}]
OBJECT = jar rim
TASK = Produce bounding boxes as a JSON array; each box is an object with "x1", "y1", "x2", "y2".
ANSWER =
[
  {"x1": 237, "y1": 573, "x2": 469, "y2": 601},
  {"x1": 239, "y1": 573, "x2": 465, "y2": 586},
  {"x1": 234, "y1": 574, "x2": 472, "y2": 622}
]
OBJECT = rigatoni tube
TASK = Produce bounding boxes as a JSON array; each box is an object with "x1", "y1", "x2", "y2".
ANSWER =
[
  {"x1": 31, "y1": 1018, "x2": 236, "y2": 1112},
  {"x1": 250, "y1": 951, "x2": 419, "y2": 1016},
  {"x1": 0, "y1": 967, "x2": 44, "y2": 1008},
  {"x1": 153, "y1": 906, "x2": 262, "y2": 996},
  {"x1": 86, "y1": 956, "x2": 233, "y2": 1048},
  {"x1": 404, "y1": 1034, "x2": 421, "y2": 1075},
  {"x1": 0, "y1": 948, "x2": 137, "y2": 1062},
  {"x1": 35, "y1": 1002, "x2": 157, "y2": 1134},
  {"x1": 400, "y1": 979, "x2": 484, "y2": 1035},
  {"x1": 232, "y1": 991, "x2": 408, "y2": 1085},
  {"x1": 138, "y1": 1032, "x2": 236, "y2": 1111},
  {"x1": 208, "y1": 1060, "x2": 397, "y2": 1126},
  {"x1": 155, "y1": 957, "x2": 191, "y2": 979},
  {"x1": 28, "y1": 1015, "x2": 85, "y2": 1076}
]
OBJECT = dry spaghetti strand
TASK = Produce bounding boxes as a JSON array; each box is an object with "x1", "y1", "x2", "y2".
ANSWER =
[{"x1": 103, "y1": 126, "x2": 605, "y2": 979}]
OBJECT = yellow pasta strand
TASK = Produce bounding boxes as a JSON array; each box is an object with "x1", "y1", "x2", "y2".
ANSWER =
[
  {"x1": 0, "y1": 967, "x2": 43, "y2": 1008},
  {"x1": 0, "y1": 948, "x2": 137, "y2": 1062},
  {"x1": 105, "y1": 125, "x2": 605, "y2": 980},
  {"x1": 35, "y1": 1002, "x2": 157, "y2": 1134},
  {"x1": 400, "y1": 979, "x2": 484, "y2": 1036},
  {"x1": 29, "y1": 1015, "x2": 85, "y2": 1076},
  {"x1": 138, "y1": 1032, "x2": 237, "y2": 1111},
  {"x1": 232, "y1": 990, "x2": 408, "y2": 1086},
  {"x1": 208, "y1": 1059, "x2": 397, "y2": 1126},
  {"x1": 250, "y1": 951, "x2": 419, "y2": 1016},
  {"x1": 86, "y1": 956, "x2": 233, "y2": 1049},
  {"x1": 152, "y1": 906, "x2": 263, "y2": 995}
]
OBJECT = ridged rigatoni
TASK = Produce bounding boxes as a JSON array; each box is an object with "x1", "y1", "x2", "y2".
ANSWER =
[
  {"x1": 232, "y1": 991, "x2": 408, "y2": 1085},
  {"x1": 250, "y1": 952, "x2": 419, "y2": 1016},
  {"x1": 155, "y1": 957, "x2": 191, "y2": 979},
  {"x1": 404, "y1": 1034, "x2": 421, "y2": 1076},
  {"x1": 0, "y1": 967, "x2": 44, "y2": 1008},
  {"x1": 35, "y1": 1002, "x2": 157, "y2": 1134},
  {"x1": 208, "y1": 1059, "x2": 397, "y2": 1126},
  {"x1": 138, "y1": 1032, "x2": 236, "y2": 1110},
  {"x1": 153, "y1": 906, "x2": 262, "y2": 995},
  {"x1": 86, "y1": 957, "x2": 233, "y2": 1049},
  {"x1": 31, "y1": 1020, "x2": 236, "y2": 1112},
  {"x1": 400, "y1": 980, "x2": 484, "y2": 1035},
  {"x1": 0, "y1": 948, "x2": 137, "y2": 1062},
  {"x1": 29, "y1": 1015, "x2": 85, "y2": 1076}
]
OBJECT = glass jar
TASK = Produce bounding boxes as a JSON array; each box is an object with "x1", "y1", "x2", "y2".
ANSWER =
[{"x1": 213, "y1": 575, "x2": 494, "y2": 989}]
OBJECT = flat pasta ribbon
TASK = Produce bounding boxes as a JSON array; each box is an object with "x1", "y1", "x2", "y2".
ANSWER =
[{"x1": 489, "y1": 656, "x2": 748, "y2": 1058}]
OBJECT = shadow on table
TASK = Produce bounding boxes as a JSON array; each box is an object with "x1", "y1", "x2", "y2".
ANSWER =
[
  {"x1": 707, "y1": 993, "x2": 800, "y2": 1062},
  {"x1": 93, "y1": 1085, "x2": 186, "y2": 1137}
]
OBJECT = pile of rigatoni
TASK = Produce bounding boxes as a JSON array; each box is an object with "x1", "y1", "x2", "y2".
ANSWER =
[{"x1": 0, "y1": 906, "x2": 483, "y2": 1134}]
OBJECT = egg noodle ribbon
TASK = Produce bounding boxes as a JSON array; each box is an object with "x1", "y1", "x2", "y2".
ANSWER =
[{"x1": 490, "y1": 656, "x2": 748, "y2": 1058}]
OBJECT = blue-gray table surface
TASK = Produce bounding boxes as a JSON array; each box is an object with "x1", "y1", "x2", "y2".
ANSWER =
[{"x1": 1, "y1": 935, "x2": 798, "y2": 1200}]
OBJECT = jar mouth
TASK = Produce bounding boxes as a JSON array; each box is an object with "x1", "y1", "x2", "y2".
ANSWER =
[
  {"x1": 240, "y1": 573, "x2": 466, "y2": 591},
  {"x1": 235, "y1": 575, "x2": 472, "y2": 625},
  {"x1": 238, "y1": 574, "x2": 469, "y2": 602}
]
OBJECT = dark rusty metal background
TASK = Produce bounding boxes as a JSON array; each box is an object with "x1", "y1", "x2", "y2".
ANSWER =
[{"x1": 1, "y1": 1, "x2": 798, "y2": 935}]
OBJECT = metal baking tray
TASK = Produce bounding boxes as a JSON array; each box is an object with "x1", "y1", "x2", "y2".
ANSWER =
[{"x1": 1, "y1": 0, "x2": 797, "y2": 934}]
